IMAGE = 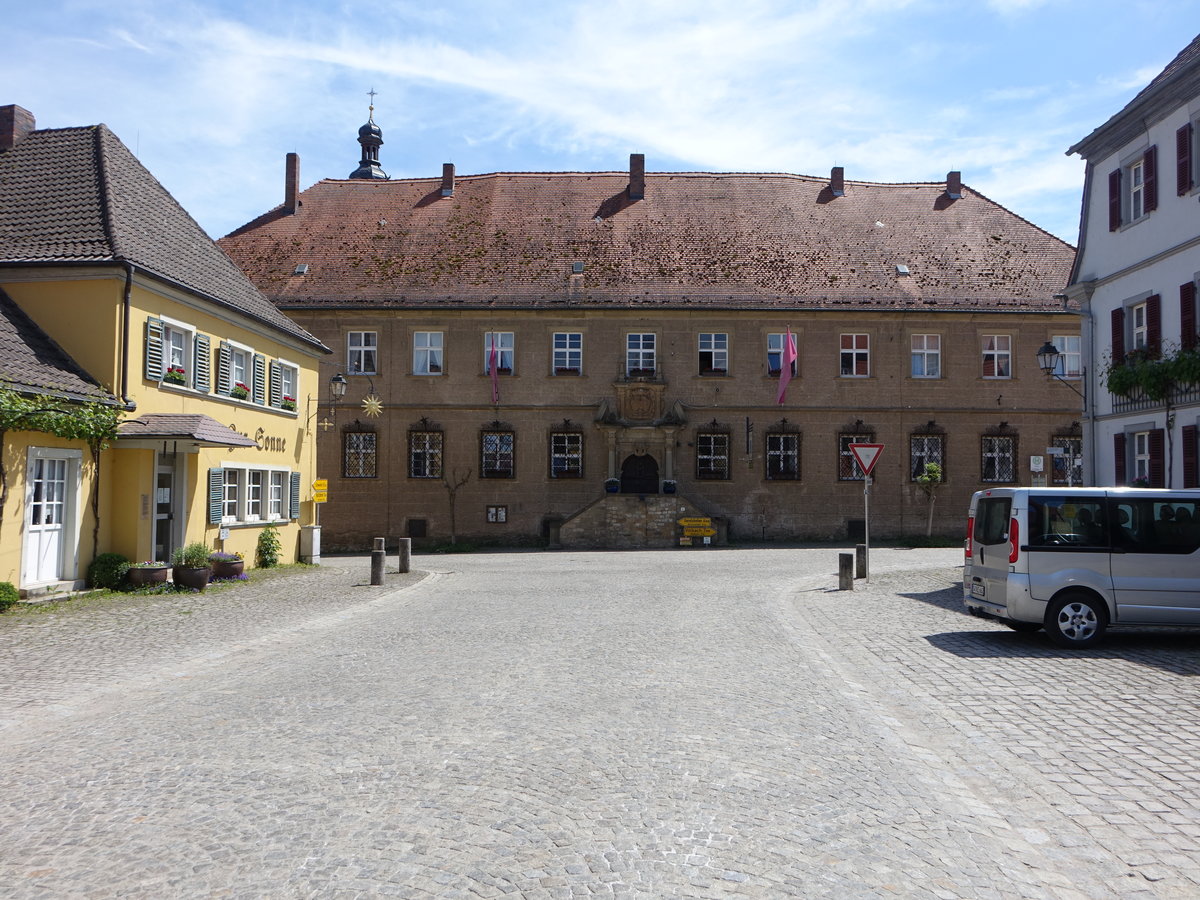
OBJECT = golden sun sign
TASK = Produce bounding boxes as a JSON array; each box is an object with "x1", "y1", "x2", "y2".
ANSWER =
[{"x1": 361, "y1": 394, "x2": 384, "y2": 418}]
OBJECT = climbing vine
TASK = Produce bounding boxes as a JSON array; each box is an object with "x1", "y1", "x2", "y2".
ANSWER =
[{"x1": 1104, "y1": 345, "x2": 1200, "y2": 401}]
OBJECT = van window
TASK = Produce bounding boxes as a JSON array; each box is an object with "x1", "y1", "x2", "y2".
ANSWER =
[
  {"x1": 975, "y1": 497, "x2": 1011, "y2": 545},
  {"x1": 1029, "y1": 496, "x2": 1107, "y2": 547},
  {"x1": 1109, "y1": 498, "x2": 1200, "y2": 554}
]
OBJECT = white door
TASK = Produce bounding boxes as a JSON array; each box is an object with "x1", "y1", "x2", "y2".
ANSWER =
[{"x1": 25, "y1": 457, "x2": 67, "y2": 584}]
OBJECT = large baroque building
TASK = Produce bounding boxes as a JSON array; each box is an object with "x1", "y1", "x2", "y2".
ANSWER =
[
  {"x1": 219, "y1": 120, "x2": 1078, "y2": 548},
  {"x1": 1066, "y1": 33, "x2": 1200, "y2": 488}
]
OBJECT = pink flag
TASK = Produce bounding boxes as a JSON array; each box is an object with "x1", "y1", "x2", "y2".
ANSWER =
[
  {"x1": 489, "y1": 333, "x2": 500, "y2": 403},
  {"x1": 776, "y1": 327, "x2": 797, "y2": 405}
]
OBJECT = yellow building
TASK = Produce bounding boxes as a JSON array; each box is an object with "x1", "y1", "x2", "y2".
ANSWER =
[{"x1": 0, "y1": 104, "x2": 330, "y2": 593}]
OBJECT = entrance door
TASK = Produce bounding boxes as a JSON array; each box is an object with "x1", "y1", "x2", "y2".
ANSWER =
[
  {"x1": 154, "y1": 467, "x2": 175, "y2": 563},
  {"x1": 24, "y1": 457, "x2": 68, "y2": 584},
  {"x1": 620, "y1": 454, "x2": 659, "y2": 494}
]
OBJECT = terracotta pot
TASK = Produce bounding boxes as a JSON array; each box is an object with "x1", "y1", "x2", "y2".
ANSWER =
[
  {"x1": 127, "y1": 566, "x2": 169, "y2": 587},
  {"x1": 172, "y1": 566, "x2": 210, "y2": 591},
  {"x1": 210, "y1": 559, "x2": 244, "y2": 580}
]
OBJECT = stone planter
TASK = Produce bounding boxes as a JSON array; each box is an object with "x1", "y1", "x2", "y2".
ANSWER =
[
  {"x1": 127, "y1": 565, "x2": 169, "y2": 587},
  {"x1": 172, "y1": 565, "x2": 211, "y2": 592},
  {"x1": 210, "y1": 558, "x2": 244, "y2": 580}
]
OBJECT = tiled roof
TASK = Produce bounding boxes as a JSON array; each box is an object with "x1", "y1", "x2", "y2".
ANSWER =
[
  {"x1": 0, "y1": 124, "x2": 326, "y2": 350},
  {"x1": 117, "y1": 413, "x2": 258, "y2": 447},
  {"x1": 219, "y1": 170, "x2": 1075, "y2": 312},
  {"x1": 0, "y1": 288, "x2": 115, "y2": 402}
]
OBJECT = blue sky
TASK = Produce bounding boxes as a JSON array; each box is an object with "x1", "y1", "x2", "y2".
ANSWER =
[{"x1": 4, "y1": 1, "x2": 1194, "y2": 243}]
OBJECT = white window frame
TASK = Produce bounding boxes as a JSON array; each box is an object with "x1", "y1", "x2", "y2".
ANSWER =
[
  {"x1": 765, "y1": 432, "x2": 800, "y2": 480},
  {"x1": 481, "y1": 430, "x2": 515, "y2": 479},
  {"x1": 227, "y1": 340, "x2": 253, "y2": 397},
  {"x1": 767, "y1": 333, "x2": 797, "y2": 376},
  {"x1": 910, "y1": 334, "x2": 940, "y2": 378},
  {"x1": 550, "y1": 432, "x2": 583, "y2": 478},
  {"x1": 483, "y1": 332, "x2": 515, "y2": 374},
  {"x1": 696, "y1": 432, "x2": 730, "y2": 480},
  {"x1": 409, "y1": 431, "x2": 443, "y2": 478},
  {"x1": 982, "y1": 334, "x2": 1011, "y2": 379},
  {"x1": 221, "y1": 464, "x2": 292, "y2": 523},
  {"x1": 413, "y1": 332, "x2": 444, "y2": 376},
  {"x1": 553, "y1": 332, "x2": 583, "y2": 374},
  {"x1": 839, "y1": 334, "x2": 869, "y2": 377},
  {"x1": 698, "y1": 333, "x2": 728, "y2": 375},
  {"x1": 1130, "y1": 158, "x2": 1146, "y2": 222},
  {"x1": 1134, "y1": 430, "x2": 1151, "y2": 482},
  {"x1": 161, "y1": 316, "x2": 196, "y2": 388},
  {"x1": 278, "y1": 360, "x2": 298, "y2": 409},
  {"x1": 1051, "y1": 335, "x2": 1082, "y2": 378},
  {"x1": 348, "y1": 331, "x2": 378, "y2": 375},
  {"x1": 268, "y1": 471, "x2": 286, "y2": 518},
  {"x1": 627, "y1": 333, "x2": 656, "y2": 376},
  {"x1": 1131, "y1": 303, "x2": 1148, "y2": 351}
]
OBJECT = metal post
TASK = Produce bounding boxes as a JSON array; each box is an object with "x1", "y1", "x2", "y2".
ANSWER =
[
  {"x1": 371, "y1": 537, "x2": 385, "y2": 585},
  {"x1": 863, "y1": 474, "x2": 871, "y2": 582},
  {"x1": 397, "y1": 537, "x2": 411, "y2": 574},
  {"x1": 839, "y1": 553, "x2": 854, "y2": 591}
]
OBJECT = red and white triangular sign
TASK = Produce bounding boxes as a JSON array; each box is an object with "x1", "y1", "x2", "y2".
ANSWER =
[{"x1": 849, "y1": 442, "x2": 884, "y2": 477}]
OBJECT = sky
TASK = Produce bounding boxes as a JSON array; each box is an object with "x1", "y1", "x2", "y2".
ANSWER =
[{"x1": 3, "y1": 1, "x2": 1195, "y2": 244}]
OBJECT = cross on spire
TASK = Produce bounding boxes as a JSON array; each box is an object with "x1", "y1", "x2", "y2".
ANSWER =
[{"x1": 367, "y1": 87, "x2": 377, "y2": 117}]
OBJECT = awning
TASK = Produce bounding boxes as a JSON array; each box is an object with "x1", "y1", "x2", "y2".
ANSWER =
[{"x1": 116, "y1": 413, "x2": 258, "y2": 448}]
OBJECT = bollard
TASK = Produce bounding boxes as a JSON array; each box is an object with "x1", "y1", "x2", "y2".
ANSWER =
[
  {"x1": 856, "y1": 543, "x2": 867, "y2": 579},
  {"x1": 397, "y1": 537, "x2": 411, "y2": 574},
  {"x1": 839, "y1": 553, "x2": 854, "y2": 591},
  {"x1": 371, "y1": 537, "x2": 385, "y2": 585}
]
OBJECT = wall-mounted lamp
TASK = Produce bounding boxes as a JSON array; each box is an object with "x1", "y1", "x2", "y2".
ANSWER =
[
  {"x1": 330, "y1": 373, "x2": 348, "y2": 400},
  {"x1": 1036, "y1": 341, "x2": 1084, "y2": 399}
]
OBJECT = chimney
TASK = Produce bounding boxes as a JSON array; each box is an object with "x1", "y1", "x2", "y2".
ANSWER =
[
  {"x1": 830, "y1": 166, "x2": 845, "y2": 197},
  {"x1": 946, "y1": 170, "x2": 962, "y2": 200},
  {"x1": 441, "y1": 162, "x2": 455, "y2": 197},
  {"x1": 284, "y1": 152, "x2": 300, "y2": 215},
  {"x1": 0, "y1": 105, "x2": 36, "y2": 152},
  {"x1": 628, "y1": 153, "x2": 645, "y2": 200}
]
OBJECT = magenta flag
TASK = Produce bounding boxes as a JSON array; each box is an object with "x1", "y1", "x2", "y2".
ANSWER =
[
  {"x1": 776, "y1": 327, "x2": 797, "y2": 405},
  {"x1": 489, "y1": 333, "x2": 500, "y2": 403}
]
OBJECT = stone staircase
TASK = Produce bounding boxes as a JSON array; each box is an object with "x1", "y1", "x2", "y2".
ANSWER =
[{"x1": 556, "y1": 493, "x2": 724, "y2": 549}]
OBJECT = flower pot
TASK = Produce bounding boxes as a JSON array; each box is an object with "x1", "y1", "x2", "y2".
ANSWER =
[
  {"x1": 605, "y1": 480, "x2": 620, "y2": 493},
  {"x1": 210, "y1": 559, "x2": 244, "y2": 580},
  {"x1": 127, "y1": 565, "x2": 169, "y2": 587},
  {"x1": 172, "y1": 565, "x2": 211, "y2": 591}
]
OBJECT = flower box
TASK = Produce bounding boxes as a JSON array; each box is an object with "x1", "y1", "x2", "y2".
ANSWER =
[
  {"x1": 281, "y1": 396, "x2": 297, "y2": 411},
  {"x1": 555, "y1": 367, "x2": 580, "y2": 375},
  {"x1": 230, "y1": 382, "x2": 250, "y2": 400},
  {"x1": 163, "y1": 367, "x2": 187, "y2": 386},
  {"x1": 628, "y1": 368, "x2": 655, "y2": 378}
]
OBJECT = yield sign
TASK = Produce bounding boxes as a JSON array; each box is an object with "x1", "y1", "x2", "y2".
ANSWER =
[{"x1": 849, "y1": 442, "x2": 884, "y2": 477}]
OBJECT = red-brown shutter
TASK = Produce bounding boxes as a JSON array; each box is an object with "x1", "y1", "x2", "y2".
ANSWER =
[
  {"x1": 1150, "y1": 428, "x2": 1165, "y2": 487},
  {"x1": 1144, "y1": 145, "x2": 1158, "y2": 213},
  {"x1": 1182, "y1": 282, "x2": 1197, "y2": 350},
  {"x1": 1114, "y1": 433, "x2": 1127, "y2": 485},
  {"x1": 1147, "y1": 293, "x2": 1162, "y2": 355},
  {"x1": 1108, "y1": 168, "x2": 1122, "y2": 230},
  {"x1": 1183, "y1": 425, "x2": 1198, "y2": 488},
  {"x1": 1111, "y1": 307, "x2": 1126, "y2": 362},
  {"x1": 1178, "y1": 123, "x2": 1194, "y2": 196}
]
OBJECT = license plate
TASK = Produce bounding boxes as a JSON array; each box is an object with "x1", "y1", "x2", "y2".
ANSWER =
[{"x1": 970, "y1": 582, "x2": 986, "y2": 598}]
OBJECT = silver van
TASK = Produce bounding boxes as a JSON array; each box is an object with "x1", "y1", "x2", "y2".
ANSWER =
[{"x1": 963, "y1": 487, "x2": 1200, "y2": 647}]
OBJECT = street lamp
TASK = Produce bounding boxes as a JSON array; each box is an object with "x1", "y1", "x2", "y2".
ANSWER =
[
  {"x1": 1036, "y1": 341, "x2": 1084, "y2": 398},
  {"x1": 329, "y1": 373, "x2": 348, "y2": 400}
]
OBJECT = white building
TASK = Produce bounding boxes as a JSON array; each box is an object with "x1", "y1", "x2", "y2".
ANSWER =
[{"x1": 1066, "y1": 34, "x2": 1200, "y2": 488}]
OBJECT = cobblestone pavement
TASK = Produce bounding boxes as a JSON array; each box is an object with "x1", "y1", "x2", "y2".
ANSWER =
[{"x1": 0, "y1": 547, "x2": 1197, "y2": 898}]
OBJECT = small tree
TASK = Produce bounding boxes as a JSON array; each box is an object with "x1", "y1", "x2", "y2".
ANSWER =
[
  {"x1": 916, "y1": 462, "x2": 944, "y2": 537},
  {"x1": 441, "y1": 468, "x2": 472, "y2": 545}
]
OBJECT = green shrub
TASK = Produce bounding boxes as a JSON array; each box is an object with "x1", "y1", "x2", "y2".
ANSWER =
[
  {"x1": 171, "y1": 542, "x2": 212, "y2": 568},
  {"x1": 0, "y1": 581, "x2": 18, "y2": 612},
  {"x1": 88, "y1": 553, "x2": 130, "y2": 590},
  {"x1": 256, "y1": 524, "x2": 282, "y2": 568}
]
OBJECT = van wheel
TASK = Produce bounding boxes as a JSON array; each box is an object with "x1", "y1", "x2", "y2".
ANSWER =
[
  {"x1": 1002, "y1": 620, "x2": 1041, "y2": 633},
  {"x1": 1045, "y1": 593, "x2": 1107, "y2": 648}
]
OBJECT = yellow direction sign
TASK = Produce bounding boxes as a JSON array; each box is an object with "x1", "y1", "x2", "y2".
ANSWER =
[
  {"x1": 312, "y1": 491, "x2": 328, "y2": 504},
  {"x1": 312, "y1": 479, "x2": 328, "y2": 492},
  {"x1": 683, "y1": 526, "x2": 717, "y2": 537},
  {"x1": 678, "y1": 517, "x2": 712, "y2": 527}
]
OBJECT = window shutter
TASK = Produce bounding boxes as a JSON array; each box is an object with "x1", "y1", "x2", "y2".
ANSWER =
[
  {"x1": 269, "y1": 360, "x2": 283, "y2": 407},
  {"x1": 217, "y1": 342, "x2": 232, "y2": 394},
  {"x1": 252, "y1": 354, "x2": 267, "y2": 405},
  {"x1": 1108, "y1": 168, "x2": 1122, "y2": 230},
  {"x1": 1143, "y1": 145, "x2": 1158, "y2": 213},
  {"x1": 1182, "y1": 283, "x2": 1197, "y2": 350},
  {"x1": 1149, "y1": 428, "x2": 1165, "y2": 487},
  {"x1": 1147, "y1": 293, "x2": 1162, "y2": 355},
  {"x1": 208, "y1": 468, "x2": 224, "y2": 524},
  {"x1": 1111, "y1": 307, "x2": 1126, "y2": 362},
  {"x1": 1113, "y1": 434, "x2": 1127, "y2": 485},
  {"x1": 145, "y1": 317, "x2": 164, "y2": 381},
  {"x1": 1184, "y1": 425, "x2": 1198, "y2": 488},
  {"x1": 193, "y1": 334, "x2": 211, "y2": 393},
  {"x1": 1178, "y1": 123, "x2": 1193, "y2": 196},
  {"x1": 290, "y1": 472, "x2": 301, "y2": 520}
]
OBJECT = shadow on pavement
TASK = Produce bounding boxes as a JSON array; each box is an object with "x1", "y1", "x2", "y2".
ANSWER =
[{"x1": 899, "y1": 585, "x2": 973, "y2": 616}]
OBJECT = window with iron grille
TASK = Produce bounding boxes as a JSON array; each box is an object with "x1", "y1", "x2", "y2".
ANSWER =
[
  {"x1": 481, "y1": 431, "x2": 515, "y2": 478},
  {"x1": 981, "y1": 435, "x2": 1016, "y2": 483},
  {"x1": 344, "y1": 432, "x2": 377, "y2": 478},
  {"x1": 839, "y1": 433, "x2": 873, "y2": 480},
  {"x1": 550, "y1": 432, "x2": 583, "y2": 478},
  {"x1": 910, "y1": 434, "x2": 945, "y2": 480},
  {"x1": 766, "y1": 432, "x2": 800, "y2": 480},
  {"x1": 409, "y1": 431, "x2": 443, "y2": 479},
  {"x1": 1051, "y1": 436, "x2": 1083, "y2": 486},
  {"x1": 696, "y1": 432, "x2": 730, "y2": 480}
]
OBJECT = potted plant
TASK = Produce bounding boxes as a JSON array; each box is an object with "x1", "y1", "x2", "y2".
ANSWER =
[
  {"x1": 163, "y1": 366, "x2": 187, "y2": 386},
  {"x1": 605, "y1": 477, "x2": 620, "y2": 493},
  {"x1": 662, "y1": 479, "x2": 677, "y2": 494},
  {"x1": 209, "y1": 550, "x2": 245, "y2": 580},
  {"x1": 127, "y1": 560, "x2": 170, "y2": 587},
  {"x1": 230, "y1": 381, "x2": 250, "y2": 400},
  {"x1": 171, "y1": 542, "x2": 212, "y2": 591},
  {"x1": 281, "y1": 395, "x2": 297, "y2": 412}
]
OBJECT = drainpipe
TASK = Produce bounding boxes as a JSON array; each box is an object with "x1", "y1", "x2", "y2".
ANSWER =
[{"x1": 120, "y1": 262, "x2": 137, "y2": 411}]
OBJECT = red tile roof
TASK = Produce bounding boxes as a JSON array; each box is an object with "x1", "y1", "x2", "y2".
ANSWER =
[{"x1": 219, "y1": 170, "x2": 1074, "y2": 312}]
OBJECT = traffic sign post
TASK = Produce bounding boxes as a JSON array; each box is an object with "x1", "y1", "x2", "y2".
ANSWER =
[{"x1": 848, "y1": 444, "x2": 884, "y2": 582}]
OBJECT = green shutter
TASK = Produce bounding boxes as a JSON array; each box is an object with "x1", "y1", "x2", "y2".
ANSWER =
[
  {"x1": 253, "y1": 354, "x2": 267, "y2": 405},
  {"x1": 290, "y1": 472, "x2": 301, "y2": 520},
  {"x1": 145, "y1": 317, "x2": 164, "y2": 382},
  {"x1": 269, "y1": 360, "x2": 283, "y2": 407},
  {"x1": 193, "y1": 334, "x2": 211, "y2": 393},
  {"x1": 208, "y1": 468, "x2": 224, "y2": 524},
  {"x1": 216, "y1": 342, "x2": 231, "y2": 394}
]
